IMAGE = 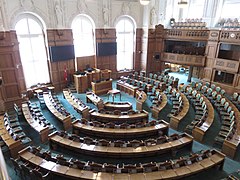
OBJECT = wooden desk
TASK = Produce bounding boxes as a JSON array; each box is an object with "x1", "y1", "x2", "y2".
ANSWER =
[
  {"x1": 72, "y1": 119, "x2": 169, "y2": 139},
  {"x1": 170, "y1": 93, "x2": 190, "y2": 130},
  {"x1": 19, "y1": 147, "x2": 225, "y2": 180},
  {"x1": 22, "y1": 103, "x2": 49, "y2": 143},
  {"x1": 74, "y1": 74, "x2": 88, "y2": 93},
  {"x1": 151, "y1": 92, "x2": 168, "y2": 119},
  {"x1": 86, "y1": 92, "x2": 104, "y2": 109},
  {"x1": 117, "y1": 81, "x2": 139, "y2": 97},
  {"x1": 63, "y1": 90, "x2": 90, "y2": 119},
  {"x1": 91, "y1": 79, "x2": 112, "y2": 95},
  {"x1": 49, "y1": 132, "x2": 193, "y2": 158},
  {"x1": 192, "y1": 94, "x2": 214, "y2": 142},
  {"x1": 90, "y1": 110, "x2": 149, "y2": 124},
  {"x1": 0, "y1": 116, "x2": 23, "y2": 158},
  {"x1": 86, "y1": 69, "x2": 101, "y2": 88},
  {"x1": 136, "y1": 90, "x2": 147, "y2": 111},
  {"x1": 222, "y1": 98, "x2": 240, "y2": 158},
  {"x1": 104, "y1": 102, "x2": 132, "y2": 111},
  {"x1": 43, "y1": 93, "x2": 72, "y2": 131}
]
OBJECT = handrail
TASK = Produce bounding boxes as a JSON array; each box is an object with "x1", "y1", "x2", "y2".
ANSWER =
[{"x1": 0, "y1": 149, "x2": 10, "y2": 180}]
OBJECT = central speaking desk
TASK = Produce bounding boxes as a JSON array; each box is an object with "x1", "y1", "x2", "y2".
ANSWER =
[
  {"x1": 90, "y1": 110, "x2": 149, "y2": 124},
  {"x1": 91, "y1": 79, "x2": 112, "y2": 95},
  {"x1": 86, "y1": 92, "x2": 104, "y2": 109}
]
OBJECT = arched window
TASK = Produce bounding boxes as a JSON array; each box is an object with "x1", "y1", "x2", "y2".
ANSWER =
[
  {"x1": 15, "y1": 14, "x2": 50, "y2": 88},
  {"x1": 71, "y1": 15, "x2": 95, "y2": 57},
  {"x1": 116, "y1": 17, "x2": 135, "y2": 71}
]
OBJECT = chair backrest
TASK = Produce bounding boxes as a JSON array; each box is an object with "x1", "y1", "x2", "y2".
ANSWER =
[
  {"x1": 233, "y1": 92, "x2": 238, "y2": 101},
  {"x1": 224, "y1": 102, "x2": 229, "y2": 110},
  {"x1": 212, "y1": 91, "x2": 217, "y2": 98},
  {"x1": 201, "y1": 85, "x2": 207, "y2": 93},
  {"x1": 237, "y1": 95, "x2": 240, "y2": 103},
  {"x1": 220, "y1": 89, "x2": 225, "y2": 95},
  {"x1": 149, "y1": 73, "x2": 153, "y2": 79},
  {"x1": 216, "y1": 94, "x2": 222, "y2": 101},
  {"x1": 215, "y1": 86, "x2": 221, "y2": 93},
  {"x1": 153, "y1": 74, "x2": 158, "y2": 79},
  {"x1": 205, "y1": 82, "x2": 210, "y2": 87},
  {"x1": 196, "y1": 83, "x2": 202, "y2": 90},
  {"x1": 220, "y1": 98, "x2": 226, "y2": 105},
  {"x1": 210, "y1": 84, "x2": 216, "y2": 90}
]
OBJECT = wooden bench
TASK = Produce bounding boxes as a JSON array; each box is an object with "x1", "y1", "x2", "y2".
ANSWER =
[
  {"x1": 49, "y1": 132, "x2": 193, "y2": 158},
  {"x1": 43, "y1": 93, "x2": 72, "y2": 131},
  {"x1": 72, "y1": 119, "x2": 169, "y2": 139}
]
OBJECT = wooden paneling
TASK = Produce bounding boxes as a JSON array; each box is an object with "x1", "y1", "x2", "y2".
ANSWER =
[
  {"x1": 205, "y1": 41, "x2": 218, "y2": 58},
  {"x1": 214, "y1": 58, "x2": 239, "y2": 73},
  {"x1": 208, "y1": 30, "x2": 220, "y2": 41},
  {"x1": 0, "y1": 31, "x2": 25, "y2": 111},
  {"x1": 95, "y1": 29, "x2": 117, "y2": 78},
  {"x1": 134, "y1": 28, "x2": 143, "y2": 71},
  {"x1": 164, "y1": 29, "x2": 209, "y2": 41},
  {"x1": 220, "y1": 31, "x2": 240, "y2": 43},
  {"x1": 202, "y1": 67, "x2": 212, "y2": 81},
  {"x1": 47, "y1": 29, "x2": 74, "y2": 92},
  {"x1": 146, "y1": 25, "x2": 164, "y2": 73},
  {"x1": 76, "y1": 56, "x2": 95, "y2": 71},
  {"x1": 162, "y1": 53, "x2": 205, "y2": 66},
  {"x1": 205, "y1": 58, "x2": 215, "y2": 68}
]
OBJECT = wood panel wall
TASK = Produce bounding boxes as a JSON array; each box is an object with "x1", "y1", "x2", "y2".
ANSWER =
[
  {"x1": 146, "y1": 25, "x2": 164, "y2": 74},
  {"x1": 95, "y1": 29, "x2": 117, "y2": 79},
  {"x1": 47, "y1": 29, "x2": 75, "y2": 92},
  {"x1": 134, "y1": 28, "x2": 143, "y2": 72},
  {"x1": 0, "y1": 31, "x2": 25, "y2": 112},
  {"x1": 76, "y1": 56, "x2": 95, "y2": 71}
]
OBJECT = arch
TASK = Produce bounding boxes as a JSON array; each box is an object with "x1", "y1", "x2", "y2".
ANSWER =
[
  {"x1": 14, "y1": 13, "x2": 50, "y2": 88},
  {"x1": 71, "y1": 14, "x2": 96, "y2": 58},
  {"x1": 115, "y1": 16, "x2": 136, "y2": 71},
  {"x1": 10, "y1": 9, "x2": 48, "y2": 30},
  {"x1": 114, "y1": 15, "x2": 137, "y2": 29}
]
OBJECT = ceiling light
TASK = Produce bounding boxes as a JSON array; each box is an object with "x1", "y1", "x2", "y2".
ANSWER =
[
  {"x1": 178, "y1": 0, "x2": 188, "y2": 8},
  {"x1": 140, "y1": 0, "x2": 150, "y2": 6}
]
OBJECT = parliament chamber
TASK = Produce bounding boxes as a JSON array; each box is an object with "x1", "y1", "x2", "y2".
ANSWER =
[{"x1": 0, "y1": 0, "x2": 240, "y2": 180}]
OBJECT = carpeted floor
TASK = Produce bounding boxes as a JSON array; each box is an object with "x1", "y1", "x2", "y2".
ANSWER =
[{"x1": 3, "y1": 74, "x2": 240, "y2": 180}]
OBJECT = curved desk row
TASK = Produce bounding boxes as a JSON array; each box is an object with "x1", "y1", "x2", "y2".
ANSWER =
[
  {"x1": 151, "y1": 92, "x2": 168, "y2": 119},
  {"x1": 136, "y1": 90, "x2": 147, "y2": 111},
  {"x1": 0, "y1": 115, "x2": 23, "y2": 158},
  {"x1": 63, "y1": 89, "x2": 90, "y2": 119},
  {"x1": 86, "y1": 92, "x2": 104, "y2": 109},
  {"x1": 43, "y1": 93, "x2": 72, "y2": 131},
  {"x1": 18, "y1": 146, "x2": 225, "y2": 180},
  {"x1": 169, "y1": 93, "x2": 190, "y2": 130},
  {"x1": 22, "y1": 103, "x2": 49, "y2": 142},
  {"x1": 192, "y1": 94, "x2": 215, "y2": 142},
  {"x1": 90, "y1": 110, "x2": 149, "y2": 124},
  {"x1": 72, "y1": 119, "x2": 169, "y2": 139},
  {"x1": 49, "y1": 132, "x2": 193, "y2": 158}
]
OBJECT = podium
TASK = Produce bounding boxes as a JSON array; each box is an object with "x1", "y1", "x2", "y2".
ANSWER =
[
  {"x1": 74, "y1": 74, "x2": 88, "y2": 93},
  {"x1": 91, "y1": 79, "x2": 112, "y2": 95}
]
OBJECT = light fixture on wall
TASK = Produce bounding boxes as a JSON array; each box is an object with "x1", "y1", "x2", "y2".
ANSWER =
[
  {"x1": 140, "y1": 0, "x2": 150, "y2": 6},
  {"x1": 178, "y1": 0, "x2": 188, "y2": 8}
]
